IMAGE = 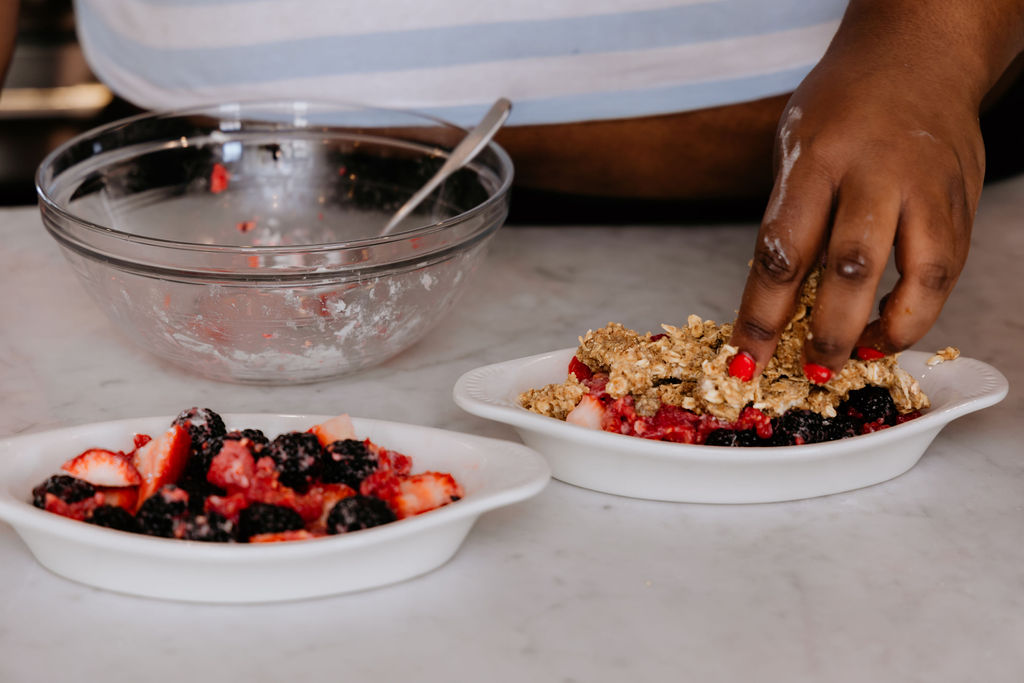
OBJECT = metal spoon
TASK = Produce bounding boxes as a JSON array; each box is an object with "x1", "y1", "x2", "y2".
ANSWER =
[{"x1": 380, "y1": 97, "x2": 511, "y2": 236}]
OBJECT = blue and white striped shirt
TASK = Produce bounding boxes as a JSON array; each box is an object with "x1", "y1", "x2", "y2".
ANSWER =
[{"x1": 74, "y1": 0, "x2": 847, "y2": 127}]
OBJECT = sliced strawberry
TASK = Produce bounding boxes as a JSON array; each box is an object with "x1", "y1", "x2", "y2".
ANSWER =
[
  {"x1": 62, "y1": 449, "x2": 142, "y2": 487},
  {"x1": 253, "y1": 479, "x2": 323, "y2": 522},
  {"x1": 372, "y1": 444, "x2": 412, "y2": 476},
  {"x1": 582, "y1": 372, "x2": 610, "y2": 397},
  {"x1": 635, "y1": 404, "x2": 700, "y2": 443},
  {"x1": 42, "y1": 492, "x2": 102, "y2": 521},
  {"x1": 308, "y1": 414, "x2": 356, "y2": 447},
  {"x1": 247, "y1": 456, "x2": 281, "y2": 499},
  {"x1": 282, "y1": 488, "x2": 328, "y2": 524},
  {"x1": 735, "y1": 406, "x2": 774, "y2": 440},
  {"x1": 245, "y1": 457, "x2": 336, "y2": 523},
  {"x1": 310, "y1": 483, "x2": 356, "y2": 533},
  {"x1": 249, "y1": 529, "x2": 318, "y2": 543},
  {"x1": 602, "y1": 396, "x2": 640, "y2": 435},
  {"x1": 132, "y1": 424, "x2": 191, "y2": 508},
  {"x1": 695, "y1": 413, "x2": 731, "y2": 444},
  {"x1": 96, "y1": 486, "x2": 139, "y2": 512},
  {"x1": 360, "y1": 469, "x2": 402, "y2": 502},
  {"x1": 205, "y1": 492, "x2": 250, "y2": 522},
  {"x1": 896, "y1": 410, "x2": 922, "y2": 424},
  {"x1": 566, "y1": 394, "x2": 606, "y2": 430},
  {"x1": 390, "y1": 472, "x2": 463, "y2": 519},
  {"x1": 568, "y1": 356, "x2": 594, "y2": 381},
  {"x1": 207, "y1": 440, "x2": 256, "y2": 492},
  {"x1": 861, "y1": 419, "x2": 889, "y2": 434}
]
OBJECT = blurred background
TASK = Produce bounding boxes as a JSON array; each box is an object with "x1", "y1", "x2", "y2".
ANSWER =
[
  {"x1": 2, "y1": 1, "x2": 1021, "y2": 218},
  {"x1": 0, "y1": 0, "x2": 139, "y2": 206}
]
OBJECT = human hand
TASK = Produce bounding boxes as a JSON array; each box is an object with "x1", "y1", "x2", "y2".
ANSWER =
[
  {"x1": 1, "y1": 1, "x2": 21, "y2": 87},
  {"x1": 728, "y1": 38, "x2": 986, "y2": 382}
]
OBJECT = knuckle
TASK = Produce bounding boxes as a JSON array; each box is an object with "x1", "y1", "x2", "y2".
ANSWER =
[
  {"x1": 947, "y1": 175, "x2": 967, "y2": 212},
  {"x1": 877, "y1": 315, "x2": 918, "y2": 352},
  {"x1": 734, "y1": 316, "x2": 780, "y2": 343},
  {"x1": 752, "y1": 235, "x2": 802, "y2": 284},
  {"x1": 879, "y1": 329, "x2": 914, "y2": 353},
  {"x1": 807, "y1": 132, "x2": 856, "y2": 174},
  {"x1": 807, "y1": 335, "x2": 847, "y2": 358},
  {"x1": 829, "y1": 247, "x2": 875, "y2": 283},
  {"x1": 916, "y1": 262, "x2": 956, "y2": 293}
]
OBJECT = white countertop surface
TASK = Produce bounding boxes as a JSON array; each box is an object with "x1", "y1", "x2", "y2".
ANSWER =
[{"x1": 1, "y1": 175, "x2": 1022, "y2": 682}]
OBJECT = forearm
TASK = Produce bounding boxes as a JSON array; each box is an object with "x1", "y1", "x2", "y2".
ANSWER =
[
  {"x1": 823, "y1": 0, "x2": 1024, "y2": 109},
  {"x1": 0, "y1": 0, "x2": 18, "y2": 86}
]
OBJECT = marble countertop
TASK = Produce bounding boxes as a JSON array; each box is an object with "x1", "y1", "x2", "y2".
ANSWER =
[{"x1": 1, "y1": 175, "x2": 1022, "y2": 682}]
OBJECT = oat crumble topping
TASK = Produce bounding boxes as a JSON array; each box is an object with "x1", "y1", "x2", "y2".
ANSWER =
[
  {"x1": 520, "y1": 270, "x2": 933, "y2": 423},
  {"x1": 927, "y1": 346, "x2": 960, "y2": 366}
]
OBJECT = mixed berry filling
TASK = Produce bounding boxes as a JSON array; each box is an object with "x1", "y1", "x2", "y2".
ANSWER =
[
  {"x1": 574, "y1": 370, "x2": 921, "y2": 447},
  {"x1": 30, "y1": 408, "x2": 463, "y2": 542}
]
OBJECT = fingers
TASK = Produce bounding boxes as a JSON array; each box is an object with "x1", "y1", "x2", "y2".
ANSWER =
[
  {"x1": 730, "y1": 164, "x2": 833, "y2": 373},
  {"x1": 803, "y1": 175, "x2": 901, "y2": 373},
  {"x1": 735, "y1": 166, "x2": 968, "y2": 381},
  {"x1": 732, "y1": 111, "x2": 975, "y2": 382},
  {"x1": 856, "y1": 181, "x2": 970, "y2": 353}
]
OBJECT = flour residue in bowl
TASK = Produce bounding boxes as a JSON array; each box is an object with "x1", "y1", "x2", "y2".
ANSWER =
[{"x1": 132, "y1": 246, "x2": 481, "y2": 383}]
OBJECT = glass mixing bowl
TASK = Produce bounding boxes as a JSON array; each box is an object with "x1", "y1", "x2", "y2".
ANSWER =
[{"x1": 36, "y1": 102, "x2": 513, "y2": 383}]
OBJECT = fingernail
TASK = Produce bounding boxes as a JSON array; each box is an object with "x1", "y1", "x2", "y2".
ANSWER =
[
  {"x1": 855, "y1": 346, "x2": 886, "y2": 361},
  {"x1": 728, "y1": 351, "x2": 756, "y2": 382},
  {"x1": 803, "y1": 362, "x2": 832, "y2": 384}
]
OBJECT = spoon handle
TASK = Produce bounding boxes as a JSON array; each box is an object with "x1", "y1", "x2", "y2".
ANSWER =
[{"x1": 381, "y1": 97, "x2": 511, "y2": 236}]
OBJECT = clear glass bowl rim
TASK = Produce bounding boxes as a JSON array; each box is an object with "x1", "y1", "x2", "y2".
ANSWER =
[{"x1": 34, "y1": 100, "x2": 514, "y2": 271}]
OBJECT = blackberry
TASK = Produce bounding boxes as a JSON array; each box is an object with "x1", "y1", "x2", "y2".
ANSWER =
[
  {"x1": 178, "y1": 436, "x2": 227, "y2": 512},
  {"x1": 237, "y1": 502, "x2": 304, "y2": 541},
  {"x1": 178, "y1": 476, "x2": 226, "y2": 514},
  {"x1": 325, "y1": 495, "x2": 396, "y2": 534},
  {"x1": 183, "y1": 511, "x2": 236, "y2": 543},
  {"x1": 843, "y1": 387, "x2": 897, "y2": 425},
  {"x1": 265, "y1": 432, "x2": 324, "y2": 492},
  {"x1": 86, "y1": 505, "x2": 139, "y2": 533},
  {"x1": 770, "y1": 410, "x2": 827, "y2": 446},
  {"x1": 172, "y1": 407, "x2": 227, "y2": 452},
  {"x1": 31, "y1": 475, "x2": 96, "y2": 509},
  {"x1": 224, "y1": 428, "x2": 269, "y2": 449},
  {"x1": 321, "y1": 439, "x2": 378, "y2": 487},
  {"x1": 136, "y1": 485, "x2": 190, "y2": 538},
  {"x1": 821, "y1": 415, "x2": 860, "y2": 442},
  {"x1": 703, "y1": 429, "x2": 762, "y2": 447}
]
